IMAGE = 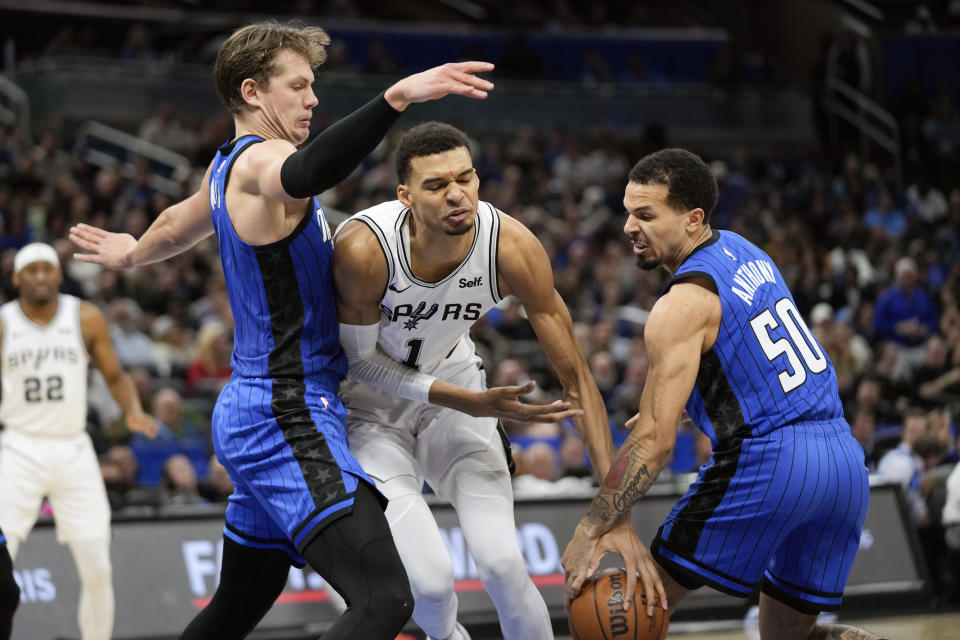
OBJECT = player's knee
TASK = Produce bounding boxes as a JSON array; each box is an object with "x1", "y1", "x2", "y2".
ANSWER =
[
  {"x1": 473, "y1": 543, "x2": 525, "y2": 584},
  {"x1": 407, "y1": 554, "x2": 455, "y2": 602},
  {"x1": 73, "y1": 541, "x2": 112, "y2": 588}
]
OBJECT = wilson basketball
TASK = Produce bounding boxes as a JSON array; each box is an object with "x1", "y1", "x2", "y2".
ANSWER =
[{"x1": 568, "y1": 568, "x2": 668, "y2": 640}]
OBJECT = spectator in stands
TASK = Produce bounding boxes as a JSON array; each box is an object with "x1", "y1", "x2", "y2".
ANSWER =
[
  {"x1": 877, "y1": 407, "x2": 931, "y2": 525},
  {"x1": 850, "y1": 407, "x2": 878, "y2": 469},
  {"x1": 99, "y1": 445, "x2": 157, "y2": 510},
  {"x1": 513, "y1": 441, "x2": 594, "y2": 498},
  {"x1": 184, "y1": 322, "x2": 232, "y2": 398},
  {"x1": 108, "y1": 297, "x2": 158, "y2": 370},
  {"x1": 559, "y1": 432, "x2": 591, "y2": 478},
  {"x1": 907, "y1": 171, "x2": 949, "y2": 227},
  {"x1": 198, "y1": 455, "x2": 233, "y2": 504},
  {"x1": 864, "y1": 188, "x2": 907, "y2": 239},
  {"x1": 53, "y1": 238, "x2": 86, "y2": 299},
  {"x1": 915, "y1": 335, "x2": 960, "y2": 407},
  {"x1": 138, "y1": 103, "x2": 194, "y2": 155},
  {"x1": 150, "y1": 315, "x2": 193, "y2": 379},
  {"x1": 160, "y1": 454, "x2": 203, "y2": 507},
  {"x1": 589, "y1": 350, "x2": 618, "y2": 412},
  {"x1": 141, "y1": 388, "x2": 207, "y2": 445},
  {"x1": 874, "y1": 256, "x2": 938, "y2": 357}
]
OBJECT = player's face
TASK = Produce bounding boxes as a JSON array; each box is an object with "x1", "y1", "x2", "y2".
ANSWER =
[
  {"x1": 259, "y1": 49, "x2": 318, "y2": 145},
  {"x1": 14, "y1": 261, "x2": 62, "y2": 304},
  {"x1": 399, "y1": 146, "x2": 479, "y2": 237},
  {"x1": 622, "y1": 181, "x2": 691, "y2": 272}
]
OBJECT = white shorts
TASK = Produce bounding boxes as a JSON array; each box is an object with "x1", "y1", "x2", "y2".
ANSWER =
[
  {"x1": 0, "y1": 430, "x2": 111, "y2": 543},
  {"x1": 342, "y1": 353, "x2": 502, "y2": 490}
]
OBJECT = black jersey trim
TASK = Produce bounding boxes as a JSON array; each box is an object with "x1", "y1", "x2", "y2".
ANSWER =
[
  {"x1": 254, "y1": 246, "x2": 348, "y2": 514},
  {"x1": 660, "y1": 269, "x2": 718, "y2": 298},
  {"x1": 666, "y1": 432, "x2": 746, "y2": 558},
  {"x1": 487, "y1": 203, "x2": 503, "y2": 303},
  {"x1": 675, "y1": 229, "x2": 720, "y2": 270}
]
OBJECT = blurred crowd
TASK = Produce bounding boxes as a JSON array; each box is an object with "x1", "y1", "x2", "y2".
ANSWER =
[{"x1": 2, "y1": 48, "x2": 960, "y2": 600}]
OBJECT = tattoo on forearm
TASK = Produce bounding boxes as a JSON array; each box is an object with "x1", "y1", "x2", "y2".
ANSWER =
[
  {"x1": 586, "y1": 443, "x2": 661, "y2": 528},
  {"x1": 604, "y1": 444, "x2": 633, "y2": 488},
  {"x1": 612, "y1": 463, "x2": 650, "y2": 512},
  {"x1": 809, "y1": 625, "x2": 878, "y2": 640}
]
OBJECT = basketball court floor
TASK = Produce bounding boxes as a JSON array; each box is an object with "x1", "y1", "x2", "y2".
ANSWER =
[{"x1": 553, "y1": 612, "x2": 960, "y2": 639}]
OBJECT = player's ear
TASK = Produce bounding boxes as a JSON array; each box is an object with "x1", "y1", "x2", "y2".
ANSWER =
[
  {"x1": 397, "y1": 184, "x2": 412, "y2": 208},
  {"x1": 686, "y1": 207, "x2": 705, "y2": 231},
  {"x1": 240, "y1": 77, "x2": 261, "y2": 108}
]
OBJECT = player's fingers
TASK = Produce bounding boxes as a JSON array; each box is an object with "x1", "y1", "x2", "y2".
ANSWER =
[
  {"x1": 652, "y1": 563, "x2": 668, "y2": 612},
  {"x1": 72, "y1": 253, "x2": 104, "y2": 264},
  {"x1": 451, "y1": 69, "x2": 495, "y2": 91},
  {"x1": 624, "y1": 413, "x2": 640, "y2": 429},
  {"x1": 445, "y1": 60, "x2": 495, "y2": 74},
  {"x1": 460, "y1": 87, "x2": 488, "y2": 99},
  {"x1": 565, "y1": 574, "x2": 585, "y2": 607},
  {"x1": 640, "y1": 565, "x2": 658, "y2": 617},
  {"x1": 499, "y1": 381, "x2": 536, "y2": 398},
  {"x1": 524, "y1": 408, "x2": 584, "y2": 423},
  {"x1": 624, "y1": 565, "x2": 638, "y2": 613},
  {"x1": 68, "y1": 230, "x2": 98, "y2": 249},
  {"x1": 71, "y1": 223, "x2": 107, "y2": 240}
]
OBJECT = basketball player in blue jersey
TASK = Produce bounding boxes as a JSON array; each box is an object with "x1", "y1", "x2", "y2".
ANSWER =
[
  {"x1": 562, "y1": 149, "x2": 885, "y2": 640},
  {"x1": 69, "y1": 20, "x2": 510, "y2": 640},
  {"x1": 0, "y1": 528, "x2": 18, "y2": 640}
]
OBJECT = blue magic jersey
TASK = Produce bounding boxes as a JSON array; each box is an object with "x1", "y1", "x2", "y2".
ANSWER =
[
  {"x1": 209, "y1": 135, "x2": 346, "y2": 382},
  {"x1": 207, "y1": 136, "x2": 375, "y2": 563},
  {"x1": 664, "y1": 230, "x2": 844, "y2": 447}
]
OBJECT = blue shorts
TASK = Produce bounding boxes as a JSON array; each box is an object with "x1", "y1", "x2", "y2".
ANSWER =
[
  {"x1": 212, "y1": 375, "x2": 383, "y2": 566},
  {"x1": 652, "y1": 421, "x2": 869, "y2": 613}
]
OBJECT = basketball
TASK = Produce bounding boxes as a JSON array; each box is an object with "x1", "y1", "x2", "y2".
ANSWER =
[{"x1": 568, "y1": 568, "x2": 668, "y2": 640}]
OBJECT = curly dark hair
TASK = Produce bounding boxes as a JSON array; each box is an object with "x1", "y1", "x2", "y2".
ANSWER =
[
  {"x1": 628, "y1": 148, "x2": 718, "y2": 222},
  {"x1": 395, "y1": 122, "x2": 472, "y2": 184}
]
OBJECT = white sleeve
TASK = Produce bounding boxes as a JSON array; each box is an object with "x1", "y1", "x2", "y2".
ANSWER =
[{"x1": 339, "y1": 322, "x2": 436, "y2": 403}]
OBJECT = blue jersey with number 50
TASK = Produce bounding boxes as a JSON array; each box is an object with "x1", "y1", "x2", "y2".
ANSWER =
[{"x1": 663, "y1": 230, "x2": 844, "y2": 447}]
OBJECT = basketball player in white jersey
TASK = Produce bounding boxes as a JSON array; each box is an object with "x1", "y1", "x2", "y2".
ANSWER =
[
  {"x1": 333, "y1": 122, "x2": 618, "y2": 640},
  {"x1": 0, "y1": 243, "x2": 157, "y2": 640}
]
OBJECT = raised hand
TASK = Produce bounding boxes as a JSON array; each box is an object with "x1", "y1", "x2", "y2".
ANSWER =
[
  {"x1": 384, "y1": 61, "x2": 495, "y2": 111},
  {"x1": 69, "y1": 224, "x2": 137, "y2": 269}
]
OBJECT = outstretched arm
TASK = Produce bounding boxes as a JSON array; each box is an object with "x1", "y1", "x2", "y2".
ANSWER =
[
  {"x1": 333, "y1": 219, "x2": 579, "y2": 423},
  {"x1": 562, "y1": 280, "x2": 719, "y2": 615},
  {"x1": 251, "y1": 62, "x2": 496, "y2": 202},
  {"x1": 70, "y1": 162, "x2": 215, "y2": 268},
  {"x1": 496, "y1": 212, "x2": 616, "y2": 478},
  {"x1": 80, "y1": 302, "x2": 157, "y2": 438}
]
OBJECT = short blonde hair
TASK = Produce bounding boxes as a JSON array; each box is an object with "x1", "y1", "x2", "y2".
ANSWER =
[{"x1": 214, "y1": 20, "x2": 330, "y2": 114}]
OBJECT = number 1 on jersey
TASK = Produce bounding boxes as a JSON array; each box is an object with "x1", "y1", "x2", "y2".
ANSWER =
[
  {"x1": 402, "y1": 338, "x2": 424, "y2": 369},
  {"x1": 750, "y1": 298, "x2": 827, "y2": 393}
]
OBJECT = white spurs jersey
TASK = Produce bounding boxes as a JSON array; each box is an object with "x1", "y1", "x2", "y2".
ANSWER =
[
  {"x1": 341, "y1": 199, "x2": 503, "y2": 372},
  {"x1": 0, "y1": 295, "x2": 90, "y2": 437}
]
